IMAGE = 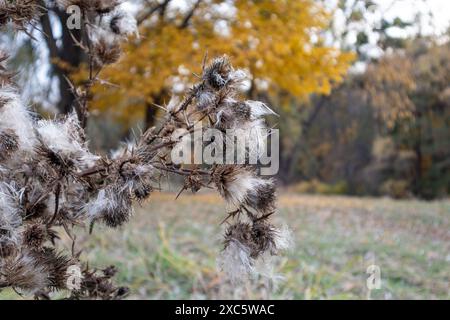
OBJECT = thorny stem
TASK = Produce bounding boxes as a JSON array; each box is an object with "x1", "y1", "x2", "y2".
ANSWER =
[
  {"x1": 79, "y1": 165, "x2": 109, "y2": 177},
  {"x1": 75, "y1": 89, "x2": 206, "y2": 180},
  {"x1": 74, "y1": 12, "x2": 103, "y2": 129},
  {"x1": 152, "y1": 164, "x2": 211, "y2": 176},
  {"x1": 144, "y1": 89, "x2": 198, "y2": 146}
]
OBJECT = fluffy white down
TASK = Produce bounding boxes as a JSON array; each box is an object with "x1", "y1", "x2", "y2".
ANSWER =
[
  {"x1": 36, "y1": 116, "x2": 99, "y2": 167},
  {"x1": 0, "y1": 89, "x2": 36, "y2": 152},
  {"x1": 0, "y1": 182, "x2": 23, "y2": 244},
  {"x1": 217, "y1": 225, "x2": 293, "y2": 284},
  {"x1": 10, "y1": 253, "x2": 50, "y2": 294},
  {"x1": 225, "y1": 118, "x2": 268, "y2": 164},
  {"x1": 197, "y1": 91, "x2": 215, "y2": 110},
  {"x1": 89, "y1": 26, "x2": 119, "y2": 47},
  {"x1": 217, "y1": 240, "x2": 254, "y2": 283},
  {"x1": 84, "y1": 188, "x2": 115, "y2": 220},
  {"x1": 224, "y1": 172, "x2": 276, "y2": 210},
  {"x1": 95, "y1": 7, "x2": 138, "y2": 38},
  {"x1": 229, "y1": 69, "x2": 248, "y2": 83},
  {"x1": 122, "y1": 164, "x2": 155, "y2": 192},
  {"x1": 273, "y1": 224, "x2": 294, "y2": 252},
  {"x1": 223, "y1": 169, "x2": 255, "y2": 206},
  {"x1": 111, "y1": 9, "x2": 138, "y2": 37},
  {"x1": 245, "y1": 100, "x2": 278, "y2": 119},
  {"x1": 83, "y1": 185, "x2": 134, "y2": 220}
]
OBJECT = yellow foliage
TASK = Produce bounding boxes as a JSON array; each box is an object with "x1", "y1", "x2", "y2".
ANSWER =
[{"x1": 89, "y1": 0, "x2": 354, "y2": 125}]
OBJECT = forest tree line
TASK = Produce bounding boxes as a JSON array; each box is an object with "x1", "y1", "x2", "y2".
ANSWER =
[{"x1": 2, "y1": 0, "x2": 448, "y2": 199}]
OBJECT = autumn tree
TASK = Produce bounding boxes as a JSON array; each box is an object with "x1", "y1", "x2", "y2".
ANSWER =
[
  {"x1": 289, "y1": 37, "x2": 450, "y2": 199},
  {"x1": 365, "y1": 38, "x2": 450, "y2": 198},
  {"x1": 281, "y1": 0, "x2": 434, "y2": 183},
  {"x1": 88, "y1": 0, "x2": 354, "y2": 129}
]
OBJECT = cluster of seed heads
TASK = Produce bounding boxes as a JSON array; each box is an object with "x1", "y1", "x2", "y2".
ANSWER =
[{"x1": 0, "y1": 0, "x2": 290, "y2": 299}]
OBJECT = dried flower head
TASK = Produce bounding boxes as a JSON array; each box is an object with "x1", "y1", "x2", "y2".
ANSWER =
[
  {"x1": 85, "y1": 185, "x2": 132, "y2": 228},
  {"x1": 1, "y1": 252, "x2": 50, "y2": 293},
  {"x1": 108, "y1": 10, "x2": 138, "y2": 37},
  {"x1": 213, "y1": 165, "x2": 276, "y2": 214},
  {"x1": 91, "y1": 29, "x2": 123, "y2": 66},
  {"x1": 0, "y1": 0, "x2": 44, "y2": 30},
  {"x1": 219, "y1": 221, "x2": 292, "y2": 282},
  {"x1": 0, "y1": 129, "x2": 19, "y2": 161},
  {"x1": 23, "y1": 223, "x2": 58, "y2": 249},
  {"x1": 217, "y1": 237, "x2": 254, "y2": 283},
  {"x1": 203, "y1": 56, "x2": 233, "y2": 90}
]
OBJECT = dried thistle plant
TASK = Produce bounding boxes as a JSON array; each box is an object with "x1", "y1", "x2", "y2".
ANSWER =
[
  {"x1": 0, "y1": 0, "x2": 290, "y2": 299},
  {"x1": 0, "y1": 0, "x2": 44, "y2": 36}
]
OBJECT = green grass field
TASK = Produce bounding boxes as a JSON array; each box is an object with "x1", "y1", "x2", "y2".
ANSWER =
[{"x1": 1, "y1": 193, "x2": 449, "y2": 299}]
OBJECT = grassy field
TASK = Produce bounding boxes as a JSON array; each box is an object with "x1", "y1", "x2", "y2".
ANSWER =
[{"x1": 1, "y1": 192, "x2": 449, "y2": 299}]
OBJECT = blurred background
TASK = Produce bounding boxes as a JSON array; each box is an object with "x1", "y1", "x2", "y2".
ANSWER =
[{"x1": 0, "y1": 0, "x2": 449, "y2": 299}]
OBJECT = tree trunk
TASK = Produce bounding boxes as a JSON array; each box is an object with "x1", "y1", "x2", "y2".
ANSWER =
[{"x1": 39, "y1": 3, "x2": 85, "y2": 115}]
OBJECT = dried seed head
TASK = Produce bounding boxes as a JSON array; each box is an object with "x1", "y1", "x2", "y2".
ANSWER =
[
  {"x1": 85, "y1": 186, "x2": 133, "y2": 228},
  {"x1": 0, "y1": 0, "x2": 44, "y2": 30},
  {"x1": 25, "y1": 201, "x2": 48, "y2": 220},
  {"x1": 245, "y1": 179, "x2": 276, "y2": 214},
  {"x1": 184, "y1": 175, "x2": 203, "y2": 193},
  {"x1": 223, "y1": 222, "x2": 253, "y2": 251},
  {"x1": 35, "y1": 144, "x2": 74, "y2": 175},
  {"x1": 93, "y1": 36, "x2": 122, "y2": 66},
  {"x1": 133, "y1": 182, "x2": 152, "y2": 202},
  {"x1": 36, "y1": 114, "x2": 99, "y2": 169},
  {"x1": 101, "y1": 194, "x2": 132, "y2": 227},
  {"x1": 31, "y1": 248, "x2": 74, "y2": 290},
  {"x1": 223, "y1": 221, "x2": 277, "y2": 259},
  {"x1": 216, "y1": 100, "x2": 277, "y2": 131},
  {"x1": 213, "y1": 165, "x2": 253, "y2": 203},
  {"x1": 74, "y1": 266, "x2": 128, "y2": 299},
  {"x1": 0, "y1": 89, "x2": 36, "y2": 152},
  {"x1": 195, "y1": 89, "x2": 216, "y2": 110},
  {"x1": 89, "y1": 26, "x2": 124, "y2": 67},
  {"x1": 213, "y1": 165, "x2": 275, "y2": 213},
  {"x1": 2, "y1": 252, "x2": 50, "y2": 293},
  {"x1": 109, "y1": 10, "x2": 138, "y2": 37},
  {"x1": 22, "y1": 223, "x2": 57, "y2": 249},
  {"x1": 0, "y1": 129, "x2": 19, "y2": 161},
  {"x1": 102, "y1": 265, "x2": 118, "y2": 277},
  {"x1": 203, "y1": 56, "x2": 232, "y2": 90},
  {"x1": 251, "y1": 221, "x2": 277, "y2": 257},
  {"x1": 219, "y1": 221, "x2": 290, "y2": 282},
  {"x1": 92, "y1": 0, "x2": 122, "y2": 14}
]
